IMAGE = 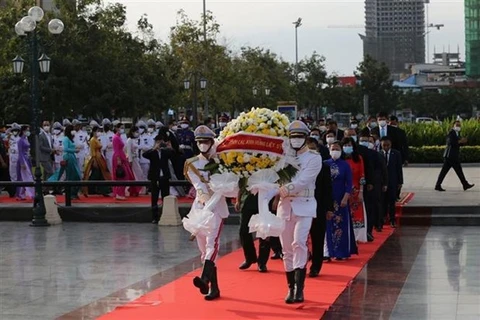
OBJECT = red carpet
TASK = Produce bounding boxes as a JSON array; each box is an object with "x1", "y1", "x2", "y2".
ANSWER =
[
  {"x1": 0, "y1": 194, "x2": 193, "y2": 205},
  {"x1": 98, "y1": 227, "x2": 395, "y2": 320}
]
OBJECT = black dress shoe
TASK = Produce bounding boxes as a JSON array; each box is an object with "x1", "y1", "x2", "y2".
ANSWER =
[
  {"x1": 463, "y1": 183, "x2": 475, "y2": 191},
  {"x1": 271, "y1": 252, "x2": 283, "y2": 260},
  {"x1": 258, "y1": 264, "x2": 267, "y2": 273},
  {"x1": 308, "y1": 269, "x2": 319, "y2": 277},
  {"x1": 375, "y1": 226, "x2": 383, "y2": 232},
  {"x1": 390, "y1": 222, "x2": 397, "y2": 228},
  {"x1": 367, "y1": 233, "x2": 374, "y2": 242},
  {"x1": 239, "y1": 260, "x2": 256, "y2": 270},
  {"x1": 435, "y1": 185, "x2": 446, "y2": 192}
]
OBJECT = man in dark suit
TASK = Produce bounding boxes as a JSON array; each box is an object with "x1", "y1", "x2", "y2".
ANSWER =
[
  {"x1": 435, "y1": 121, "x2": 475, "y2": 192},
  {"x1": 326, "y1": 120, "x2": 344, "y2": 142},
  {"x1": 372, "y1": 112, "x2": 409, "y2": 165},
  {"x1": 359, "y1": 133, "x2": 388, "y2": 236},
  {"x1": 360, "y1": 116, "x2": 378, "y2": 137},
  {"x1": 380, "y1": 136, "x2": 403, "y2": 228},
  {"x1": 309, "y1": 159, "x2": 334, "y2": 277},
  {"x1": 142, "y1": 133, "x2": 174, "y2": 223},
  {"x1": 39, "y1": 121, "x2": 54, "y2": 192}
]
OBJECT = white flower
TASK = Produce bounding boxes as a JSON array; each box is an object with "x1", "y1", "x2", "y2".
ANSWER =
[{"x1": 243, "y1": 154, "x2": 251, "y2": 163}]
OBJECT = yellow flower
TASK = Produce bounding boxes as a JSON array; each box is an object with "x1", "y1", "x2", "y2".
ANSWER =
[
  {"x1": 246, "y1": 164, "x2": 254, "y2": 172},
  {"x1": 237, "y1": 154, "x2": 244, "y2": 163}
]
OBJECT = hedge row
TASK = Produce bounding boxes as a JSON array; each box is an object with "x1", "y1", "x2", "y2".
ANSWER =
[
  {"x1": 409, "y1": 146, "x2": 480, "y2": 163},
  {"x1": 401, "y1": 119, "x2": 480, "y2": 147}
]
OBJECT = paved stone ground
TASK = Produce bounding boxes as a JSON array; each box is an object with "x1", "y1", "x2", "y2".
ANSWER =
[{"x1": 403, "y1": 166, "x2": 480, "y2": 207}]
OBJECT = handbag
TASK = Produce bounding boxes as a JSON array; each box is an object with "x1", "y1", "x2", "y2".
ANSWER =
[{"x1": 116, "y1": 165, "x2": 126, "y2": 178}]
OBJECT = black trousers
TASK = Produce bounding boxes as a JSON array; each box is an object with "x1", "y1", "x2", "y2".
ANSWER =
[
  {"x1": 436, "y1": 158, "x2": 468, "y2": 187},
  {"x1": 309, "y1": 214, "x2": 326, "y2": 272},
  {"x1": 382, "y1": 188, "x2": 396, "y2": 224},
  {"x1": 151, "y1": 177, "x2": 170, "y2": 221},
  {"x1": 270, "y1": 236, "x2": 282, "y2": 254},
  {"x1": 239, "y1": 209, "x2": 270, "y2": 264},
  {"x1": 365, "y1": 185, "x2": 382, "y2": 232}
]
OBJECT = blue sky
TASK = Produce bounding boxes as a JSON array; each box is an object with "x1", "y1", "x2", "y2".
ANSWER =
[{"x1": 107, "y1": 0, "x2": 465, "y2": 75}]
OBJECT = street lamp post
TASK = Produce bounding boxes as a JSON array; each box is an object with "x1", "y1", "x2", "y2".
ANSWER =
[
  {"x1": 184, "y1": 76, "x2": 207, "y2": 127},
  {"x1": 293, "y1": 17, "x2": 302, "y2": 82},
  {"x1": 252, "y1": 86, "x2": 270, "y2": 107},
  {"x1": 202, "y1": 0, "x2": 209, "y2": 119},
  {"x1": 12, "y1": 6, "x2": 64, "y2": 227}
]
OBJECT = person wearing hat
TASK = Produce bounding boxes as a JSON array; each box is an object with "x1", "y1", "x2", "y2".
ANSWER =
[
  {"x1": 72, "y1": 119, "x2": 89, "y2": 176},
  {"x1": 0, "y1": 126, "x2": 15, "y2": 197},
  {"x1": 142, "y1": 131, "x2": 174, "y2": 223},
  {"x1": 7, "y1": 123, "x2": 22, "y2": 187},
  {"x1": 52, "y1": 122, "x2": 65, "y2": 173},
  {"x1": 184, "y1": 125, "x2": 227, "y2": 301},
  {"x1": 62, "y1": 119, "x2": 72, "y2": 129},
  {"x1": 100, "y1": 119, "x2": 115, "y2": 173},
  {"x1": 177, "y1": 117, "x2": 195, "y2": 158},
  {"x1": 275, "y1": 120, "x2": 322, "y2": 304},
  {"x1": 137, "y1": 120, "x2": 154, "y2": 186}
]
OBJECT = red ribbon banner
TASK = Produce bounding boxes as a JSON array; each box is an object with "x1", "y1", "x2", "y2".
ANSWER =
[{"x1": 216, "y1": 133, "x2": 284, "y2": 155}]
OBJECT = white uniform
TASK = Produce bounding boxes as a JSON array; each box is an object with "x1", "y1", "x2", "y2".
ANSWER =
[
  {"x1": 138, "y1": 133, "x2": 154, "y2": 180},
  {"x1": 8, "y1": 135, "x2": 20, "y2": 182},
  {"x1": 101, "y1": 131, "x2": 115, "y2": 173},
  {"x1": 52, "y1": 133, "x2": 64, "y2": 171},
  {"x1": 185, "y1": 155, "x2": 229, "y2": 262},
  {"x1": 74, "y1": 129, "x2": 89, "y2": 174},
  {"x1": 278, "y1": 149, "x2": 322, "y2": 272}
]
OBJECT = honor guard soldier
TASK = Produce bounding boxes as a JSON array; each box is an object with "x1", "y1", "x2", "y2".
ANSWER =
[
  {"x1": 277, "y1": 120, "x2": 322, "y2": 304},
  {"x1": 155, "y1": 121, "x2": 164, "y2": 136},
  {"x1": 137, "y1": 120, "x2": 154, "y2": 182},
  {"x1": 177, "y1": 118, "x2": 195, "y2": 159},
  {"x1": 7, "y1": 123, "x2": 21, "y2": 184},
  {"x1": 146, "y1": 119, "x2": 156, "y2": 136},
  {"x1": 184, "y1": 125, "x2": 228, "y2": 301},
  {"x1": 72, "y1": 119, "x2": 89, "y2": 175}
]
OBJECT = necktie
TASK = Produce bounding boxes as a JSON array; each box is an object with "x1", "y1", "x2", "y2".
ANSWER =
[
  {"x1": 384, "y1": 151, "x2": 389, "y2": 165},
  {"x1": 381, "y1": 127, "x2": 386, "y2": 138}
]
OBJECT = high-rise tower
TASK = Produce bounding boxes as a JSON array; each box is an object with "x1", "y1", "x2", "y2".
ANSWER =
[
  {"x1": 465, "y1": 0, "x2": 480, "y2": 78},
  {"x1": 360, "y1": 0, "x2": 426, "y2": 75}
]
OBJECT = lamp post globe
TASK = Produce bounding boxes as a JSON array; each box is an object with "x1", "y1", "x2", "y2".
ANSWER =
[
  {"x1": 12, "y1": 55, "x2": 25, "y2": 74},
  {"x1": 38, "y1": 54, "x2": 51, "y2": 73},
  {"x1": 48, "y1": 19, "x2": 64, "y2": 35},
  {"x1": 265, "y1": 88, "x2": 270, "y2": 96},
  {"x1": 15, "y1": 21, "x2": 26, "y2": 36},
  {"x1": 252, "y1": 87, "x2": 258, "y2": 96},
  {"x1": 28, "y1": 6, "x2": 44, "y2": 22},
  {"x1": 200, "y1": 78, "x2": 207, "y2": 89},
  {"x1": 20, "y1": 16, "x2": 36, "y2": 32},
  {"x1": 184, "y1": 79, "x2": 190, "y2": 90}
]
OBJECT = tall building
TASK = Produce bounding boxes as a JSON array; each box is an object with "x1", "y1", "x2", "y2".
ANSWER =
[
  {"x1": 360, "y1": 0, "x2": 426, "y2": 75},
  {"x1": 465, "y1": 0, "x2": 480, "y2": 78}
]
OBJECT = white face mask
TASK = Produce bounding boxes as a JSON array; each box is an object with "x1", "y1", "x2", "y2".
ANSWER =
[
  {"x1": 180, "y1": 124, "x2": 189, "y2": 129},
  {"x1": 368, "y1": 142, "x2": 375, "y2": 149},
  {"x1": 197, "y1": 142, "x2": 211, "y2": 153},
  {"x1": 133, "y1": 132, "x2": 139, "y2": 138},
  {"x1": 147, "y1": 127, "x2": 154, "y2": 133},
  {"x1": 53, "y1": 129, "x2": 61, "y2": 135},
  {"x1": 369, "y1": 122, "x2": 378, "y2": 128},
  {"x1": 12, "y1": 131, "x2": 19, "y2": 136},
  {"x1": 310, "y1": 135, "x2": 320, "y2": 141},
  {"x1": 290, "y1": 138, "x2": 305, "y2": 149},
  {"x1": 120, "y1": 128, "x2": 125, "y2": 134},
  {"x1": 359, "y1": 141, "x2": 369, "y2": 148},
  {"x1": 172, "y1": 125, "x2": 178, "y2": 131},
  {"x1": 330, "y1": 150, "x2": 341, "y2": 160},
  {"x1": 351, "y1": 124, "x2": 358, "y2": 129},
  {"x1": 453, "y1": 126, "x2": 461, "y2": 132},
  {"x1": 96, "y1": 132, "x2": 102, "y2": 138},
  {"x1": 138, "y1": 128, "x2": 145, "y2": 134},
  {"x1": 25, "y1": 131, "x2": 31, "y2": 137},
  {"x1": 43, "y1": 126, "x2": 50, "y2": 132},
  {"x1": 326, "y1": 137, "x2": 335, "y2": 144},
  {"x1": 219, "y1": 122, "x2": 227, "y2": 128},
  {"x1": 378, "y1": 120, "x2": 387, "y2": 127},
  {"x1": 71, "y1": 130, "x2": 77, "y2": 136}
]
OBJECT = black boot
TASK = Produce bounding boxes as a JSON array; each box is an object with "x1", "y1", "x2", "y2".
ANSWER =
[
  {"x1": 284, "y1": 271, "x2": 295, "y2": 304},
  {"x1": 193, "y1": 259, "x2": 214, "y2": 295},
  {"x1": 294, "y1": 268, "x2": 306, "y2": 303},
  {"x1": 205, "y1": 266, "x2": 220, "y2": 301}
]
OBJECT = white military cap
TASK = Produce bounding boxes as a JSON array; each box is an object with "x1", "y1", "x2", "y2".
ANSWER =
[
  {"x1": 288, "y1": 120, "x2": 310, "y2": 136},
  {"x1": 72, "y1": 119, "x2": 81, "y2": 126},
  {"x1": 11, "y1": 122, "x2": 21, "y2": 130},
  {"x1": 136, "y1": 120, "x2": 147, "y2": 128},
  {"x1": 112, "y1": 120, "x2": 121, "y2": 127},
  {"x1": 101, "y1": 118, "x2": 111, "y2": 126},
  {"x1": 62, "y1": 119, "x2": 71, "y2": 126},
  {"x1": 194, "y1": 125, "x2": 215, "y2": 140},
  {"x1": 147, "y1": 119, "x2": 156, "y2": 126},
  {"x1": 90, "y1": 120, "x2": 100, "y2": 128},
  {"x1": 53, "y1": 122, "x2": 62, "y2": 129},
  {"x1": 155, "y1": 121, "x2": 164, "y2": 128}
]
